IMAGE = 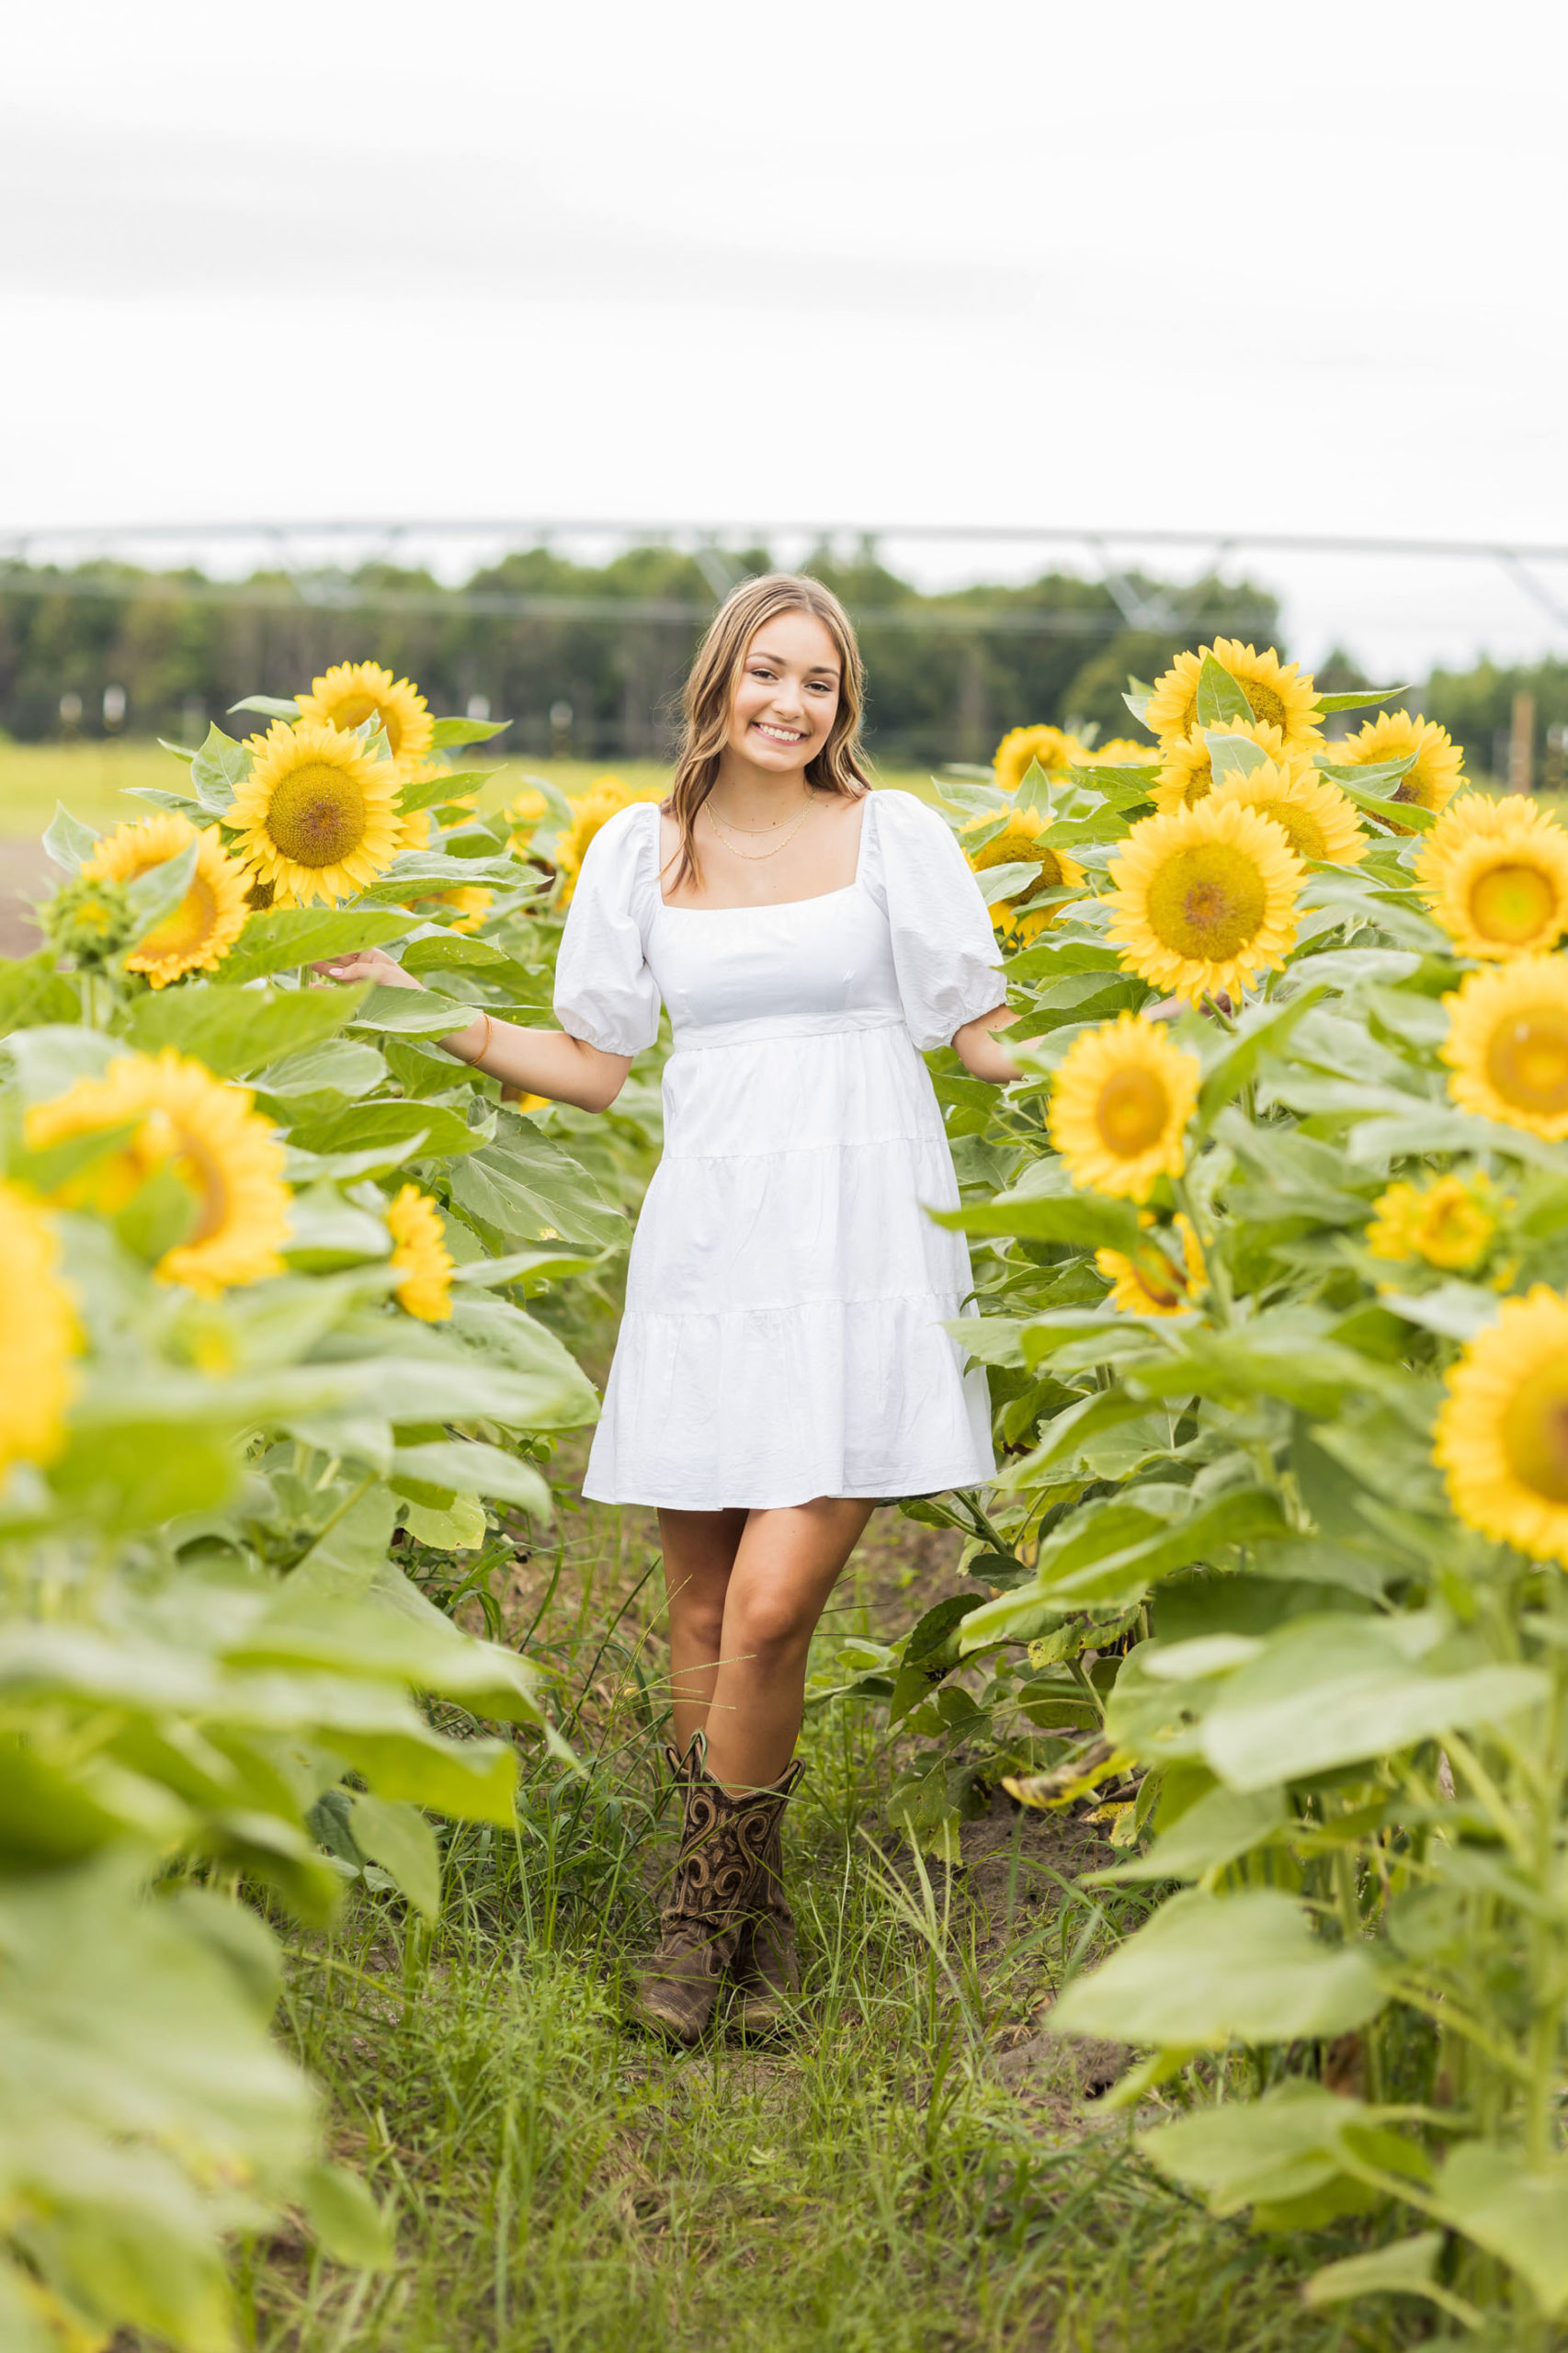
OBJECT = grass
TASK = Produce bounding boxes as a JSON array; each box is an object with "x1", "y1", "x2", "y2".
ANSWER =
[
  {"x1": 242, "y1": 1490, "x2": 1431, "y2": 2353},
  {"x1": 0, "y1": 742, "x2": 941, "y2": 841}
]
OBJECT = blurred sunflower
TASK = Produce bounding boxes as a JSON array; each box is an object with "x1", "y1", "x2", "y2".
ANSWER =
[
  {"x1": 27, "y1": 1049, "x2": 290, "y2": 1292},
  {"x1": 386, "y1": 1185, "x2": 454, "y2": 1322},
  {"x1": 993, "y1": 725, "x2": 1087, "y2": 793},
  {"x1": 403, "y1": 885, "x2": 493, "y2": 936},
  {"x1": 231, "y1": 722, "x2": 403, "y2": 907},
  {"x1": 555, "y1": 778, "x2": 665, "y2": 908},
  {"x1": 1442, "y1": 958, "x2": 1568, "y2": 1138},
  {"x1": 1209, "y1": 756, "x2": 1368, "y2": 866},
  {"x1": 296, "y1": 660, "x2": 434, "y2": 773},
  {"x1": 1335, "y1": 710, "x2": 1463, "y2": 827},
  {"x1": 961, "y1": 804, "x2": 1085, "y2": 940},
  {"x1": 1415, "y1": 800, "x2": 1568, "y2": 960},
  {"x1": 82, "y1": 812, "x2": 250, "y2": 988},
  {"x1": 1106, "y1": 798, "x2": 1302, "y2": 1000},
  {"x1": 1366, "y1": 1172, "x2": 1500, "y2": 1272},
  {"x1": 1048, "y1": 1014, "x2": 1200, "y2": 1200},
  {"x1": 1152, "y1": 719, "x2": 1291, "y2": 814},
  {"x1": 1435, "y1": 1288, "x2": 1568, "y2": 1560},
  {"x1": 1079, "y1": 738, "x2": 1155, "y2": 768},
  {"x1": 506, "y1": 786, "x2": 548, "y2": 854},
  {"x1": 0, "y1": 1183, "x2": 78, "y2": 1479},
  {"x1": 1096, "y1": 1212, "x2": 1205, "y2": 1313},
  {"x1": 1144, "y1": 641, "x2": 1322, "y2": 751}
]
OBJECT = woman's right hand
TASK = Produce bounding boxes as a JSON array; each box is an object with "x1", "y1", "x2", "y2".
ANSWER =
[{"x1": 312, "y1": 948, "x2": 424, "y2": 992}]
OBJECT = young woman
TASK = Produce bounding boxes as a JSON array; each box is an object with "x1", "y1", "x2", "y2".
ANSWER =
[{"x1": 318, "y1": 574, "x2": 1022, "y2": 2041}]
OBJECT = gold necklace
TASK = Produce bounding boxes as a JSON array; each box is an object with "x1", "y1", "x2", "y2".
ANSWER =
[{"x1": 703, "y1": 797, "x2": 817, "y2": 861}]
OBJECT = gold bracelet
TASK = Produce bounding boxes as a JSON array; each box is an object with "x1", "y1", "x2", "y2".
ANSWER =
[{"x1": 459, "y1": 1009, "x2": 493, "y2": 1064}]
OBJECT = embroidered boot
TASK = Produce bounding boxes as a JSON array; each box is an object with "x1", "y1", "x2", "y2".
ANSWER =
[
  {"x1": 730, "y1": 1760, "x2": 804, "y2": 2038},
  {"x1": 631, "y1": 1737, "x2": 786, "y2": 2046}
]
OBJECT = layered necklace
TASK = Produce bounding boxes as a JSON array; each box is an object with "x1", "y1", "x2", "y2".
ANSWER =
[{"x1": 702, "y1": 789, "x2": 818, "y2": 861}]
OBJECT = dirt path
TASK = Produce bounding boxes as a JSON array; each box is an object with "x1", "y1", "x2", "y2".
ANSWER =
[{"x1": 0, "y1": 840, "x2": 49, "y2": 958}]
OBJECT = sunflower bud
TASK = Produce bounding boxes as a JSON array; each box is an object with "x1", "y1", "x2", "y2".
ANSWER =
[{"x1": 42, "y1": 874, "x2": 139, "y2": 968}]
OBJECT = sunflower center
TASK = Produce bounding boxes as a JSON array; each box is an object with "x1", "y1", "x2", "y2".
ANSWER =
[
  {"x1": 1131, "y1": 1245, "x2": 1186, "y2": 1309},
  {"x1": 1096, "y1": 1068, "x2": 1170, "y2": 1157},
  {"x1": 1501, "y1": 1358, "x2": 1568, "y2": 1504},
  {"x1": 1255, "y1": 801, "x2": 1326, "y2": 862},
  {"x1": 1143, "y1": 843, "x2": 1267, "y2": 961},
  {"x1": 1486, "y1": 1006, "x2": 1568, "y2": 1116},
  {"x1": 1183, "y1": 767, "x2": 1213, "y2": 808},
  {"x1": 142, "y1": 874, "x2": 215, "y2": 959},
  {"x1": 1469, "y1": 861, "x2": 1558, "y2": 945},
  {"x1": 1241, "y1": 680, "x2": 1288, "y2": 730},
  {"x1": 325, "y1": 690, "x2": 400, "y2": 753},
  {"x1": 266, "y1": 764, "x2": 369, "y2": 867},
  {"x1": 1392, "y1": 761, "x2": 1432, "y2": 808}
]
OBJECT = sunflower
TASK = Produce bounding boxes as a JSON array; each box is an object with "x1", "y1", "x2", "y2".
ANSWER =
[
  {"x1": 26, "y1": 1049, "x2": 290, "y2": 1293},
  {"x1": 0, "y1": 1184, "x2": 78, "y2": 1479},
  {"x1": 295, "y1": 660, "x2": 434, "y2": 772},
  {"x1": 81, "y1": 812, "x2": 250, "y2": 988},
  {"x1": 506, "y1": 786, "x2": 548, "y2": 853},
  {"x1": 1415, "y1": 800, "x2": 1568, "y2": 960},
  {"x1": 230, "y1": 721, "x2": 403, "y2": 908},
  {"x1": 555, "y1": 778, "x2": 665, "y2": 907},
  {"x1": 961, "y1": 803, "x2": 1085, "y2": 938},
  {"x1": 1096, "y1": 1212, "x2": 1205, "y2": 1313},
  {"x1": 1152, "y1": 720, "x2": 1292, "y2": 815},
  {"x1": 1105, "y1": 797, "x2": 1302, "y2": 1000},
  {"x1": 1048, "y1": 1014, "x2": 1201, "y2": 1200},
  {"x1": 1434, "y1": 1287, "x2": 1568, "y2": 1560},
  {"x1": 1366, "y1": 1172, "x2": 1500, "y2": 1271},
  {"x1": 1208, "y1": 756, "x2": 1368, "y2": 867},
  {"x1": 1441, "y1": 959, "x2": 1568, "y2": 1139},
  {"x1": 993, "y1": 725, "x2": 1086, "y2": 792},
  {"x1": 1335, "y1": 710, "x2": 1464, "y2": 826},
  {"x1": 386, "y1": 1185, "x2": 453, "y2": 1321},
  {"x1": 395, "y1": 805, "x2": 434, "y2": 856},
  {"x1": 1144, "y1": 641, "x2": 1323, "y2": 751},
  {"x1": 1080, "y1": 738, "x2": 1155, "y2": 768},
  {"x1": 402, "y1": 885, "x2": 493, "y2": 935}
]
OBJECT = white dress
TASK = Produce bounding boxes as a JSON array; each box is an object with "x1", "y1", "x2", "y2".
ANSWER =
[{"x1": 552, "y1": 789, "x2": 1006, "y2": 1510}]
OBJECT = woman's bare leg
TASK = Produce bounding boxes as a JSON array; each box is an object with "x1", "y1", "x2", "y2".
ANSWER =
[
  {"x1": 701, "y1": 1498, "x2": 875, "y2": 1790},
  {"x1": 656, "y1": 1506, "x2": 747, "y2": 1756}
]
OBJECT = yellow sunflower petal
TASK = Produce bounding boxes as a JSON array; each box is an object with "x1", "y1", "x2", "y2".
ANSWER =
[
  {"x1": 1049, "y1": 1014, "x2": 1201, "y2": 1200},
  {"x1": 993, "y1": 725, "x2": 1086, "y2": 792},
  {"x1": 1208, "y1": 755, "x2": 1368, "y2": 867},
  {"x1": 1415, "y1": 800, "x2": 1568, "y2": 960},
  {"x1": 1096, "y1": 1212, "x2": 1205, "y2": 1313},
  {"x1": 555, "y1": 777, "x2": 665, "y2": 907},
  {"x1": 82, "y1": 812, "x2": 250, "y2": 987},
  {"x1": 1145, "y1": 642, "x2": 1322, "y2": 752},
  {"x1": 296, "y1": 660, "x2": 434, "y2": 774},
  {"x1": 1435, "y1": 1287, "x2": 1568, "y2": 1560},
  {"x1": 961, "y1": 803, "x2": 1085, "y2": 938},
  {"x1": 1335, "y1": 710, "x2": 1464, "y2": 827},
  {"x1": 1151, "y1": 720, "x2": 1292, "y2": 815},
  {"x1": 1441, "y1": 958, "x2": 1568, "y2": 1138},
  {"x1": 25, "y1": 1049, "x2": 290, "y2": 1293},
  {"x1": 1079, "y1": 738, "x2": 1154, "y2": 767},
  {"x1": 386, "y1": 1185, "x2": 454, "y2": 1321},
  {"x1": 229, "y1": 721, "x2": 403, "y2": 908},
  {"x1": 1105, "y1": 797, "x2": 1303, "y2": 1001},
  {"x1": 506, "y1": 787, "x2": 548, "y2": 854},
  {"x1": 0, "y1": 1184, "x2": 79, "y2": 1477},
  {"x1": 1367, "y1": 1173, "x2": 1498, "y2": 1272}
]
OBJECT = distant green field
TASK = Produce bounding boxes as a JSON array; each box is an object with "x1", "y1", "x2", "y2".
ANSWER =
[{"x1": 0, "y1": 743, "x2": 937, "y2": 839}]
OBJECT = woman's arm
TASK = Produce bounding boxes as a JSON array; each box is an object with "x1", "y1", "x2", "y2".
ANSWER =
[
  {"x1": 312, "y1": 949, "x2": 632, "y2": 1113},
  {"x1": 952, "y1": 1002, "x2": 1025, "y2": 1085}
]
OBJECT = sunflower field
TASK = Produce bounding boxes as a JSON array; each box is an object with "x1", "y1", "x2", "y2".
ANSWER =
[{"x1": 4, "y1": 636, "x2": 1568, "y2": 2344}]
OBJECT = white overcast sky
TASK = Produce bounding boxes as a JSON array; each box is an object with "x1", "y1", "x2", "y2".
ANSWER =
[{"x1": 3, "y1": 0, "x2": 1566, "y2": 679}]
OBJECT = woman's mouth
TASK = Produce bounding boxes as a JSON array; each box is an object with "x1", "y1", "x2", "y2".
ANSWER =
[{"x1": 752, "y1": 722, "x2": 805, "y2": 745}]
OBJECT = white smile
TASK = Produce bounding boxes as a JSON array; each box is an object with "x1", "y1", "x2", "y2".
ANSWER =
[{"x1": 753, "y1": 722, "x2": 804, "y2": 743}]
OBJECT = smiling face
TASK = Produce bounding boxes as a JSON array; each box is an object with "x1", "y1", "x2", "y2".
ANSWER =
[{"x1": 726, "y1": 609, "x2": 842, "y2": 777}]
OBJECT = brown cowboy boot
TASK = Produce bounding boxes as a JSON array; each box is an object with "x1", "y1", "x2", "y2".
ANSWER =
[
  {"x1": 632, "y1": 1737, "x2": 787, "y2": 2046},
  {"x1": 730, "y1": 1760, "x2": 804, "y2": 2038}
]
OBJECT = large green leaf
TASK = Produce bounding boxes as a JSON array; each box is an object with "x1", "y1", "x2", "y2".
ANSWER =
[
  {"x1": 449, "y1": 1127, "x2": 627, "y2": 1253},
  {"x1": 123, "y1": 981, "x2": 362, "y2": 1077},
  {"x1": 347, "y1": 1791, "x2": 441, "y2": 1921},
  {"x1": 286, "y1": 1097, "x2": 482, "y2": 1162},
  {"x1": 1091, "y1": 1781, "x2": 1286, "y2": 1885},
  {"x1": 931, "y1": 1191, "x2": 1142, "y2": 1251},
  {"x1": 220, "y1": 906, "x2": 416, "y2": 984},
  {"x1": 1140, "y1": 2080, "x2": 1429, "y2": 2222},
  {"x1": 390, "y1": 1438, "x2": 552, "y2": 1517},
  {"x1": 1195, "y1": 654, "x2": 1254, "y2": 729},
  {"x1": 1052, "y1": 1887, "x2": 1386, "y2": 2046},
  {"x1": 342, "y1": 983, "x2": 481, "y2": 1039},
  {"x1": 1435, "y1": 2143, "x2": 1568, "y2": 2315}
]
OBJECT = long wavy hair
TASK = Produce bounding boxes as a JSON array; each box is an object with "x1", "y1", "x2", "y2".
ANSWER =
[{"x1": 663, "y1": 573, "x2": 872, "y2": 892}]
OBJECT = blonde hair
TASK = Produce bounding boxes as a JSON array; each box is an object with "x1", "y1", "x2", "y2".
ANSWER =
[{"x1": 664, "y1": 573, "x2": 871, "y2": 892}]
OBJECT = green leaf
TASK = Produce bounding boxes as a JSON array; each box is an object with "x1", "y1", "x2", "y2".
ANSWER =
[
  {"x1": 1195, "y1": 654, "x2": 1254, "y2": 729},
  {"x1": 1140, "y1": 2080, "x2": 1429, "y2": 2222},
  {"x1": 328, "y1": 1724, "x2": 517, "y2": 1823},
  {"x1": 1199, "y1": 1614, "x2": 1549, "y2": 1791},
  {"x1": 220, "y1": 907, "x2": 416, "y2": 984},
  {"x1": 1435, "y1": 2143, "x2": 1568, "y2": 2315},
  {"x1": 287, "y1": 1097, "x2": 482, "y2": 1162},
  {"x1": 122, "y1": 839, "x2": 199, "y2": 941},
  {"x1": 1053, "y1": 1887, "x2": 1386, "y2": 2046},
  {"x1": 343, "y1": 983, "x2": 480, "y2": 1038},
  {"x1": 391, "y1": 1438, "x2": 551, "y2": 1518},
  {"x1": 228, "y1": 693, "x2": 301, "y2": 721},
  {"x1": 931, "y1": 1192, "x2": 1142, "y2": 1251},
  {"x1": 1205, "y1": 728, "x2": 1268, "y2": 780},
  {"x1": 449, "y1": 1126, "x2": 627, "y2": 1253},
  {"x1": 1091, "y1": 1782, "x2": 1286, "y2": 1885},
  {"x1": 188, "y1": 722, "x2": 250, "y2": 812},
  {"x1": 347, "y1": 1791, "x2": 441, "y2": 1921},
  {"x1": 0, "y1": 949, "x2": 79, "y2": 1039},
  {"x1": 396, "y1": 765, "x2": 503, "y2": 816},
  {"x1": 300, "y1": 2161, "x2": 398, "y2": 2268},
  {"x1": 42, "y1": 801, "x2": 100, "y2": 872},
  {"x1": 1303, "y1": 2235, "x2": 1470, "y2": 2325},
  {"x1": 123, "y1": 981, "x2": 362, "y2": 1077},
  {"x1": 429, "y1": 715, "x2": 510, "y2": 748},
  {"x1": 1036, "y1": 1488, "x2": 1292, "y2": 1608},
  {"x1": 5, "y1": 1022, "x2": 118, "y2": 1101},
  {"x1": 361, "y1": 851, "x2": 522, "y2": 900},
  {"x1": 1314, "y1": 686, "x2": 1409, "y2": 713},
  {"x1": 1197, "y1": 988, "x2": 1326, "y2": 1126}
]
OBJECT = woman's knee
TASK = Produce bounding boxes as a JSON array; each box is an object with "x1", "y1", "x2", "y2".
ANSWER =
[{"x1": 724, "y1": 1587, "x2": 816, "y2": 1667}]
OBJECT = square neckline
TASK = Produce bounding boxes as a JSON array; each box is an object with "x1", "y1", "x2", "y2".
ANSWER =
[{"x1": 654, "y1": 794, "x2": 872, "y2": 915}]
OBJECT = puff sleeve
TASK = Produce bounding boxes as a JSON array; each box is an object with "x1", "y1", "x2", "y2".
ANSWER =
[
  {"x1": 861, "y1": 790, "x2": 1006, "y2": 1051},
  {"x1": 551, "y1": 801, "x2": 663, "y2": 1055}
]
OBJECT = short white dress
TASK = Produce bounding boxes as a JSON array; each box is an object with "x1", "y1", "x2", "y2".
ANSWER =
[{"x1": 552, "y1": 789, "x2": 1006, "y2": 1510}]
